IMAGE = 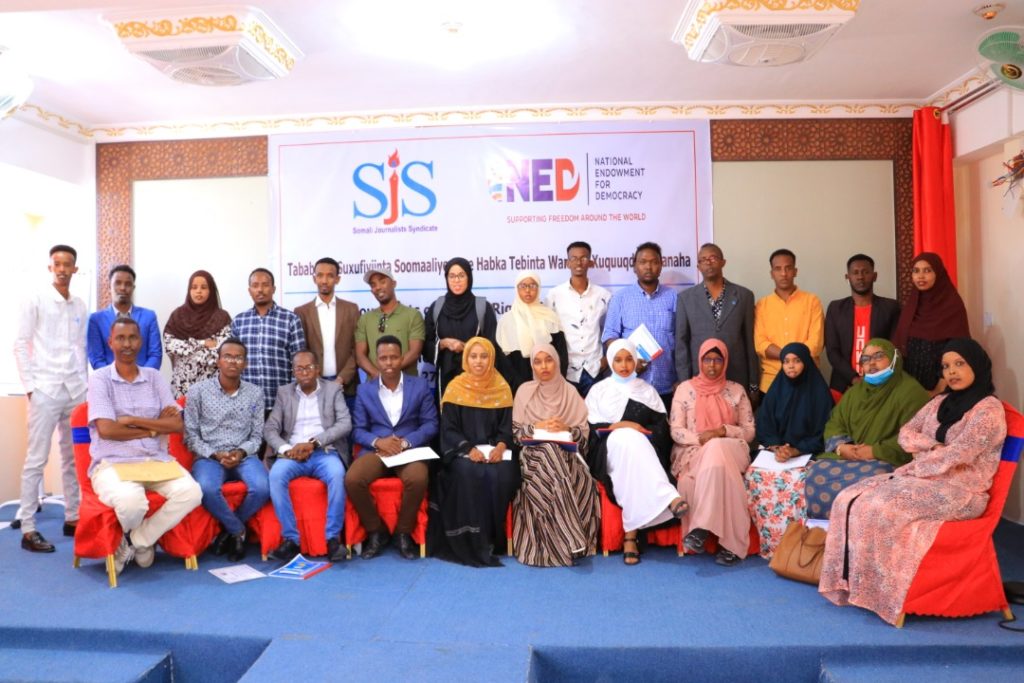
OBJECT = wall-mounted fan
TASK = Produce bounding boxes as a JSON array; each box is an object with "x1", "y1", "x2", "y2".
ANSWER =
[{"x1": 977, "y1": 26, "x2": 1024, "y2": 91}]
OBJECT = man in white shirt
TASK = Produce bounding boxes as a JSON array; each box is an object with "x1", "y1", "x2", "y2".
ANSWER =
[
  {"x1": 13, "y1": 245, "x2": 88, "y2": 553},
  {"x1": 546, "y1": 241, "x2": 610, "y2": 396}
]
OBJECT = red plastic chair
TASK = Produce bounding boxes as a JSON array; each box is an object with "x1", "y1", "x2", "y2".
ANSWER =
[
  {"x1": 249, "y1": 477, "x2": 329, "y2": 559},
  {"x1": 597, "y1": 482, "x2": 684, "y2": 556},
  {"x1": 70, "y1": 403, "x2": 210, "y2": 586},
  {"x1": 896, "y1": 401, "x2": 1024, "y2": 627}
]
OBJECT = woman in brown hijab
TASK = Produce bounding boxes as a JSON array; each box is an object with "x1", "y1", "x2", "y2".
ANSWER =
[
  {"x1": 163, "y1": 270, "x2": 232, "y2": 397},
  {"x1": 511, "y1": 343, "x2": 600, "y2": 567}
]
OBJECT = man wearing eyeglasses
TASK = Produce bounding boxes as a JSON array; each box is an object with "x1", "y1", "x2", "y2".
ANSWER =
[
  {"x1": 294, "y1": 257, "x2": 360, "y2": 410},
  {"x1": 264, "y1": 349, "x2": 352, "y2": 563},
  {"x1": 184, "y1": 338, "x2": 269, "y2": 562},
  {"x1": 354, "y1": 267, "x2": 425, "y2": 381},
  {"x1": 675, "y1": 243, "x2": 759, "y2": 403},
  {"x1": 546, "y1": 241, "x2": 610, "y2": 397}
]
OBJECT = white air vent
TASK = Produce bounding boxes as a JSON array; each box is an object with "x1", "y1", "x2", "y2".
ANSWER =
[
  {"x1": 672, "y1": 1, "x2": 858, "y2": 66},
  {"x1": 104, "y1": 5, "x2": 303, "y2": 86},
  {"x1": 0, "y1": 46, "x2": 33, "y2": 119}
]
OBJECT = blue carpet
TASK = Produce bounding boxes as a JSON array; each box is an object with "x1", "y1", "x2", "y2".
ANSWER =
[{"x1": 2, "y1": 503, "x2": 1023, "y2": 682}]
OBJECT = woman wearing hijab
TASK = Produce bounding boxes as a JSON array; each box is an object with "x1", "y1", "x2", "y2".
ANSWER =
[
  {"x1": 429, "y1": 337, "x2": 520, "y2": 567},
  {"x1": 586, "y1": 339, "x2": 687, "y2": 565},
  {"x1": 424, "y1": 257, "x2": 500, "y2": 399},
  {"x1": 804, "y1": 338, "x2": 930, "y2": 520},
  {"x1": 744, "y1": 342, "x2": 833, "y2": 558},
  {"x1": 496, "y1": 271, "x2": 567, "y2": 393},
  {"x1": 512, "y1": 343, "x2": 600, "y2": 567},
  {"x1": 669, "y1": 338, "x2": 755, "y2": 566},
  {"x1": 163, "y1": 270, "x2": 232, "y2": 398},
  {"x1": 892, "y1": 252, "x2": 970, "y2": 394},
  {"x1": 819, "y1": 338, "x2": 1005, "y2": 625}
]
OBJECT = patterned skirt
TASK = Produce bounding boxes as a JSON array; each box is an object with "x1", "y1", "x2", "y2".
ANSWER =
[
  {"x1": 744, "y1": 467, "x2": 808, "y2": 560},
  {"x1": 804, "y1": 459, "x2": 894, "y2": 520}
]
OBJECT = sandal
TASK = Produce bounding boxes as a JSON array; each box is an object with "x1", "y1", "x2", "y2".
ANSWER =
[
  {"x1": 622, "y1": 535, "x2": 641, "y2": 566},
  {"x1": 683, "y1": 528, "x2": 710, "y2": 554},
  {"x1": 715, "y1": 548, "x2": 741, "y2": 567},
  {"x1": 669, "y1": 498, "x2": 689, "y2": 519}
]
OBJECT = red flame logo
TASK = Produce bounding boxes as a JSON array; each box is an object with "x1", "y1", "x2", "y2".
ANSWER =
[{"x1": 387, "y1": 149, "x2": 400, "y2": 168}]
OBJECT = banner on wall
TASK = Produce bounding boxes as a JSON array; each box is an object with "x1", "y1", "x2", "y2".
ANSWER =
[{"x1": 269, "y1": 121, "x2": 712, "y2": 315}]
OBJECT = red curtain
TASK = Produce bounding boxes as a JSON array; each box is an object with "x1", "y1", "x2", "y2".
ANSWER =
[{"x1": 912, "y1": 106, "x2": 958, "y2": 285}]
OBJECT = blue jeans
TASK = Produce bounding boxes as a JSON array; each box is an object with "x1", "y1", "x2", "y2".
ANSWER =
[
  {"x1": 269, "y1": 450, "x2": 346, "y2": 543},
  {"x1": 192, "y1": 455, "x2": 270, "y2": 535}
]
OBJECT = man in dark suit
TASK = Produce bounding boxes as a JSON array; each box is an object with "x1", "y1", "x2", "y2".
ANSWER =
[
  {"x1": 264, "y1": 349, "x2": 352, "y2": 562},
  {"x1": 675, "y1": 243, "x2": 759, "y2": 398},
  {"x1": 345, "y1": 335, "x2": 438, "y2": 560},
  {"x1": 294, "y1": 257, "x2": 360, "y2": 410},
  {"x1": 825, "y1": 253, "x2": 901, "y2": 393}
]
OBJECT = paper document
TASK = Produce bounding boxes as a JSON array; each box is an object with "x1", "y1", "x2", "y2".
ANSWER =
[
  {"x1": 112, "y1": 460, "x2": 183, "y2": 482},
  {"x1": 530, "y1": 429, "x2": 573, "y2": 442},
  {"x1": 379, "y1": 446, "x2": 441, "y2": 468},
  {"x1": 209, "y1": 564, "x2": 266, "y2": 584},
  {"x1": 750, "y1": 450, "x2": 812, "y2": 472},
  {"x1": 627, "y1": 323, "x2": 663, "y2": 362},
  {"x1": 268, "y1": 554, "x2": 331, "y2": 580},
  {"x1": 464, "y1": 445, "x2": 512, "y2": 461},
  {"x1": 805, "y1": 519, "x2": 829, "y2": 531}
]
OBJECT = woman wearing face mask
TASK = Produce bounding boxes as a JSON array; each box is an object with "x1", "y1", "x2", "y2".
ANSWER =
[
  {"x1": 495, "y1": 271, "x2": 567, "y2": 394},
  {"x1": 745, "y1": 342, "x2": 833, "y2": 558},
  {"x1": 892, "y1": 252, "x2": 969, "y2": 395},
  {"x1": 819, "y1": 338, "x2": 1005, "y2": 625},
  {"x1": 669, "y1": 339, "x2": 755, "y2": 567},
  {"x1": 585, "y1": 339, "x2": 688, "y2": 565},
  {"x1": 803, "y1": 338, "x2": 929, "y2": 519},
  {"x1": 163, "y1": 270, "x2": 232, "y2": 398}
]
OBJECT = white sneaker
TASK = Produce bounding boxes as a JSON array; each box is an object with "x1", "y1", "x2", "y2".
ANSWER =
[
  {"x1": 114, "y1": 537, "x2": 135, "y2": 575},
  {"x1": 134, "y1": 543, "x2": 155, "y2": 568}
]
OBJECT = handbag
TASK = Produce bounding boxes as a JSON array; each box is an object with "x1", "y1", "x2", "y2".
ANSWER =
[{"x1": 769, "y1": 520, "x2": 827, "y2": 585}]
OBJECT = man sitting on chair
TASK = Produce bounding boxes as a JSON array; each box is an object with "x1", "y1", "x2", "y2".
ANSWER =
[
  {"x1": 184, "y1": 338, "x2": 269, "y2": 562},
  {"x1": 345, "y1": 335, "x2": 438, "y2": 560},
  {"x1": 87, "y1": 318, "x2": 202, "y2": 574},
  {"x1": 264, "y1": 350, "x2": 352, "y2": 563}
]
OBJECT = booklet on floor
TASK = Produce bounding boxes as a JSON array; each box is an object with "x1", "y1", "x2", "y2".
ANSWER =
[
  {"x1": 268, "y1": 554, "x2": 331, "y2": 580},
  {"x1": 209, "y1": 564, "x2": 266, "y2": 584}
]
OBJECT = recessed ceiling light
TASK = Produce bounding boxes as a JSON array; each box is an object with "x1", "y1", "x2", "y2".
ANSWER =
[{"x1": 973, "y1": 3, "x2": 1005, "y2": 20}]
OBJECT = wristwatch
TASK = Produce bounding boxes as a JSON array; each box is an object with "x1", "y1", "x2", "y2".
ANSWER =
[
  {"x1": 308, "y1": 438, "x2": 322, "y2": 450},
  {"x1": 401, "y1": 439, "x2": 411, "y2": 451}
]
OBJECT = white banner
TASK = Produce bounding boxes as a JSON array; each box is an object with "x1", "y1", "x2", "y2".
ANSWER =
[{"x1": 269, "y1": 121, "x2": 712, "y2": 315}]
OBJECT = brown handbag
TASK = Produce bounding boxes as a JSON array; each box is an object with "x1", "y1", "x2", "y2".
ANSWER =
[{"x1": 769, "y1": 521, "x2": 827, "y2": 585}]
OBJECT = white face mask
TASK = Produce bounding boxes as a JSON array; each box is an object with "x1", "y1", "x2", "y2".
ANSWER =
[{"x1": 864, "y1": 350, "x2": 898, "y2": 386}]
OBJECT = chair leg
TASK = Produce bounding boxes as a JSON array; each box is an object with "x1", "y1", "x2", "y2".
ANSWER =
[
  {"x1": 73, "y1": 556, "x2": 80, "y2": 568},
  {"x1": 346, "y1": 545, "x2": 353, "y2": 560},
  {"x1": 1003, "y1": 607, "x2": 1015, "y2": 621},
  {"x1": 894, "y1": 612, "x2": 906, "y2": 628},
  {"x1": 507, "y1": 537, "x2": 513, "y2": 557},
  {"x1": 262, "y1": 553, "x2": 268, "y2": 561},
  {"x1": 419, "y1": 543, "x2": 426, "y2": 558},
  {"x1": 603, "y1": 549, "x2": 609, "y2": 557},
  {"x1": 187, "y1": 555, "x2": 198, "y2": 570},
  {"x1": 105, "y1": 555, "x2": 118, "y2": 589}
]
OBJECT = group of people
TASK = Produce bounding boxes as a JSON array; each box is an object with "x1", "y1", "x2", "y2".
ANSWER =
[{"x1": 13, "y1": 239, "x2": 1006, "y2": 625}]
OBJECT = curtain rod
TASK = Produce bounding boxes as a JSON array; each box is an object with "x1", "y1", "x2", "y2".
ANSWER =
[{"x1": 937, "y1": 80, "x2": 1001, "y2": 116}]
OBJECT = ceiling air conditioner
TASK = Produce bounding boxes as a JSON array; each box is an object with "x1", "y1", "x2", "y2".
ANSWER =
[
  {"x1": 672, "y1": 0, "x2": 859, "y2": 67},
  {"x1": 104, "y1": 5, "x2": 303, "y2": 86},
  {"x1": 0, "y1": 46, "x2": 33, "y2": 119}
]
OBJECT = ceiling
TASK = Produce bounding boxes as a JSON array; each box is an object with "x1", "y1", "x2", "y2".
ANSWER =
[{"x1": 0, "y1": 0, "x2": 1019, "y2": 137}]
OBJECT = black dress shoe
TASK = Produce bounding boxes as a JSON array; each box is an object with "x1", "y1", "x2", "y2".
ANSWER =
[
  {"x1": 63, "y1": 522, "x2": 78, "y2": 537},
  {"x1": 269, "y1": 538, "x2": 300, "y2": 561},
  {"x1": 226, "y1": 534, "x2": 247, "y2": 562},
  {"x1": 210, "y1": 530, "x2": 231, "y2": 556},
  {"x1": 10, "y1": 519, "x2": 20, "y2": 530},
  {"x1": 395, "y1": 532, "x2": 417, "y2": 560},
  {"x1": 21, "y1": 531, "x2": 55, "y2": 553},
  {"x1": 327, "y1": 538, "x2": 347, "y2": 563},
  {"x1": 361, "y1": 530, "x2": 391, "y2": 560}
]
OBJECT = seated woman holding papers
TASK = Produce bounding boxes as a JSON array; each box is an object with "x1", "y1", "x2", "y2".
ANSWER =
[
  {"x1": 744, "y1": 342, "x2": 833, "y2": 558},
  {"x1": 819, "y1": 338, "x2": 1005, "y2": 625},
  {"x1": 585, "y1": 339, "x2": 687, "y2": 565},
  {"x1": 428, "y1": 337, "x2": 520, "y2": 567},
  {"x1": 803, "y1": 338, "x2": 928, "y2": 519},
  {"x1": 670, "y1": 339, "x2": 755, "y2": 566},
  {"x1": 512, "y1": 344, "x2": 600, "y2": 567}
]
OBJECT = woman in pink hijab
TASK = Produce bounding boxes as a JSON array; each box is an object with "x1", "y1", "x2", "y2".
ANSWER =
[{"x1": 669, "y1": 338, "x2": 756, "y2": 566}]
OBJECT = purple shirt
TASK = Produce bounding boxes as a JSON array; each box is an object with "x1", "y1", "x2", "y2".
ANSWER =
[{"x1": 87, "y1": 364, "x2": 178, "y2": 475}]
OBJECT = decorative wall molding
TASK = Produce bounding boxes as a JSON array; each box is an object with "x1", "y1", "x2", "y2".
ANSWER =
[{"x1": 927, "y1": 71, "x2": 992, "y2": 108}]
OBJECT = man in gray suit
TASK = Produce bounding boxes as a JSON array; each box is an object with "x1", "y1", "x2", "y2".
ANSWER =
[
  {"x1": 264, "y1": 350, "x2": 351, "y2": 562},
  {"x1": 675, "y1": 243, "x2": 760, "y2": 399}
]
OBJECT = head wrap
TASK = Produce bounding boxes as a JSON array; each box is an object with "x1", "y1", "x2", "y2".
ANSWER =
[
  {"x1": 893, "y1": 252, "x2": 970, "y2": 351},
  {"x1": 440, "y1": 337, "x2": 513, "y2": 410},
  {"x1": 585, "y1": 339, "x2": 665, "y2": 423},
  {"x1": 495, "y1": 271, "x2": 562, "y2": 355},
  {"x1": 163, "y1": 270, "x2": 231, "y2": 340},
  {"x1": 690, "y1": 338, "x2": 733, "y2": 432},
  {"x1": 935, "y1": 338, "x2": 996, "y2": 443},
  {"x1": 756, "y1": 342, "x2": 832, "y2": 450},
  {"x1": 441, "y1": 257, "x2": 476, "y2": 321},
  {"x1": 512, "y1": 343, "x2": 589, "y2": 432}
]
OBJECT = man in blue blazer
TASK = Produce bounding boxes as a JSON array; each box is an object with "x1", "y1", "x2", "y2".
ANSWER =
[
  {"x1": 345, "y1": 335, "x2": 438, "y2": 560},
  {"x1": 87, "y1": 265, "x2": 162, "y2": 369}
]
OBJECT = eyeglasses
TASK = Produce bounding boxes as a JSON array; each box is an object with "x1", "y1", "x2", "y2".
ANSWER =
[
  {"x1": 447, "y1": 272, "x2": 468, "y2": 281},
  {"x1": 221, "y1": 355, "x2": 246, "y2": 364},
  {"x1": 377, "y1": 313, "x2": 389, "y2": 334},
  {"x1": 567, "y1": 256, "x2": 589, "y2": 263},
  {"x1": 293, "y1": 364, "x2": 318, "y2": 373},
  {"x1": 517, "y1": 282, "x2": 539, "y2": 291},
  {"x1": 701, "y1": 356, "x2": 725, "y2": 365},
  {"x1": 859, "y1": 351, "x2": 888, "y2": 365},
  {"x1": 698, "y1": 255, "x2": 722, "y2": 264}
]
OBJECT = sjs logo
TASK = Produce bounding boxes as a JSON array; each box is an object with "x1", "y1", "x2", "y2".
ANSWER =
[{"x1": 353, "y1": 150, "x2": 437, "y2": 225}]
